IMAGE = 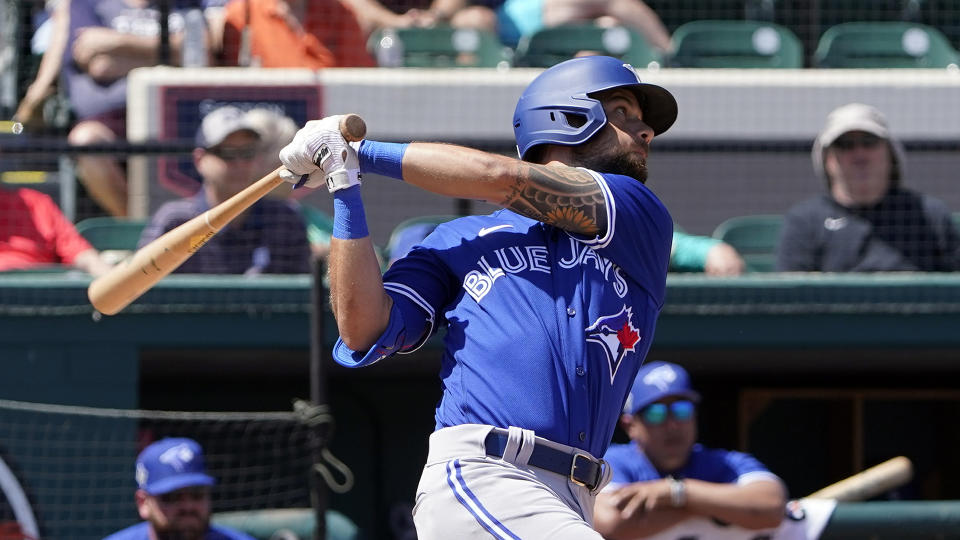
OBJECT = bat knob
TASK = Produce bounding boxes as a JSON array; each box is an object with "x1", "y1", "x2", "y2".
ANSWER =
[{"x1": 340, "y1": 114, "x2": 367, "y2": 142}]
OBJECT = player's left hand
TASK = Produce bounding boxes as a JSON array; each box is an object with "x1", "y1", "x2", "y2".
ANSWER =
[{"x1": 279, "y1": 116, "x2": 361, "y2": 192}]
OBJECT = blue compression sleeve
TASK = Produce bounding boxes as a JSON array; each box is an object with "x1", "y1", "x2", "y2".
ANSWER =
[
  {"x1": 332, "y1": 185, "x2": 369, "y2": 239},
  {"x1": 357, "y1": 140, "x2": 408, "y2": 180}
]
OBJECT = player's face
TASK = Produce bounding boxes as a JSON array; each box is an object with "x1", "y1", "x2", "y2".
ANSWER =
[
  {"x1": 825, "y1": 130, "x2": 893, "y2": 207},
  {"x1": 572, "y1": 88, "x2": 653, "y2": 183},
  {"x1": 137, "y1": 486, "x2": 211, "y2": 540},
  {"x1": 628, "y1": 396, "x2": 697, "y2": 473},
  {"x1": 196, "y1": 130, "x2": 262, "y2": 197}
]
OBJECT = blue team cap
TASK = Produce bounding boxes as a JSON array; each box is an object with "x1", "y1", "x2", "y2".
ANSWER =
[
  {"x1": 135, "y1": 438, "x2": 215, "y2": 495},
  {"x1": 623, "y1": 361, "x2": 701, "y2": 415}
]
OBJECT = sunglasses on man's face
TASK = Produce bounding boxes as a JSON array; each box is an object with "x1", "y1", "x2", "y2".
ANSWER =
[
  {"x1": 639, "y1": 400, "x2": 696, "y2": 425},
  {"x1": 831, "y1": 134, "x2": 883, "y2": 151},
  {"x1": 207, "y1": 145, "x2": 259, "y2": 161}
]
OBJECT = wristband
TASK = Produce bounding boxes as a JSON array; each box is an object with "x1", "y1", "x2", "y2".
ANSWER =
[
  {"x1": 668, "y1": 476, "x2": 687, "y2": 508},
  {"x1": 332, "y1": 185, "x2": 369, "y2": 239},
  {"x1": 357, "y1": 140, "x2": 408, "y2": 180}
]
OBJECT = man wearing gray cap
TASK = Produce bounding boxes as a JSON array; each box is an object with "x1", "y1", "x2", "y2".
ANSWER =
[
  {"x1": 138, "y1": 105, "x2": 311, "y2": 274},
  {"x1": 593, "y1": 361, "x2": 785, "y2": 539},
  {"x1": 777, "y1": 103, "x2": 960, "y2": 272}
]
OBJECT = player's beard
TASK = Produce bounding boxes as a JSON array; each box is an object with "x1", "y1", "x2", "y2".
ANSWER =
[
  {"x1": 572, "y1": 142, "x2": 649, "y2": 184},
  {"x1": 152, "y1": 512, "x2": 209, "y2": 540}
]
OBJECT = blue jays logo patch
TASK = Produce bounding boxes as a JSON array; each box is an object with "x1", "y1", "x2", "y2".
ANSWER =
[{"x1": 586, "y1": 305, "x2": 641, "y2": 384}]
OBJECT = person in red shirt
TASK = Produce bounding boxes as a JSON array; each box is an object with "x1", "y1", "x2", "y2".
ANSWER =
[
  {"x1": 220, "y1": 0, "x2": 375, "y2": 68},
  {"x1": 0, "y1": 187, "x2": 112, "y2": 276}
]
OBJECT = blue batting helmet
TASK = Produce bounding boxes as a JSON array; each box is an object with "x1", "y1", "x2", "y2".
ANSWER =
[{"x1": 512, "y1": 55, "x2": 678, "y2": 160}]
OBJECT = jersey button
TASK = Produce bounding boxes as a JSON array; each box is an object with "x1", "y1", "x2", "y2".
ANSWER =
[
  {"x1": 576, "y1": 367, "x2": 584, "y2": 376},
  {"x1": 566, "y1": 307, "x2": 576, "y2": 316},
  {"x1": 578, "y1": 432, "x2": 586, "y2": 441}
]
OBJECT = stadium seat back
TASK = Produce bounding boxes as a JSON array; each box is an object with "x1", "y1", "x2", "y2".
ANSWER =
[
  {"x1": 513, "y1": 24, "x2": 662, "y2": 68},
  {"x1": 669, "y1": 20, "x2": 804, "y2": 68},
  {"x1": 75, "y1": 217, "x2": 148, "y2": 251},
  {"x1": 385, "y1": 215, "x2": 459, "y2": 265},
  {"x1": 369, "y1": 27, "x2": 510, "y2": 67},
  {"x1": 712, "y1": 214, "x2": 784, "y2": 272},
  {"x1": 814, "y1": 22, "x2": 960, "y2": 68}
]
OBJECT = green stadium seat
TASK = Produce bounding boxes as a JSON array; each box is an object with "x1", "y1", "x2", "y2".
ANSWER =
[
  {"x1": 712, "y1": 214, "x2": 784, "y2": 272},
  {"x1": 669, "y1": 20, "x2": 804, "y2": 68},
  {"x1": 75, "y1": 217, "x2": 147, "y2": 251},
  {"x1": 513, "y1": 24, "x2": 662, "y2": 68},
  {"x1": 368, "y1": 27, "x2": 511, "y2": 67},
  {"x1": 814, "y1": 22, "x2": 960, "y2": 68}
]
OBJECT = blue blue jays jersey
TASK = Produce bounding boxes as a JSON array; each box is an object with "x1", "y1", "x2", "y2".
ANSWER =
[
  {"x1": 603, "y1": 443, "x2": 779, "y2": 488},
  {"x1": 333, "y1": 171, "x2": 672, "y2": 457}
]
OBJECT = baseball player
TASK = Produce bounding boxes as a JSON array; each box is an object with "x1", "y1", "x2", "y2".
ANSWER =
[
  {"x1": 594, "y1": 361, "x2": 786, "y2": 539},
  {"x1": 278, "y1": 55, "x2": 678, "y2": 538},
  {"x1": 104, "y1": 437, "x2": 256, "y2": 540}
]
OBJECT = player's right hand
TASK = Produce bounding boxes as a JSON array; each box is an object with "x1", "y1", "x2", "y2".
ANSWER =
[{"x1": 279, "y1": 116, "x2": 361, "y2": 192}]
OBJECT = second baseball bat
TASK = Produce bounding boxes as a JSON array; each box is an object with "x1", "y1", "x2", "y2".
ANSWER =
[
  {"x1": 88, "y1": 114, "x2": 366, "y2": 315},
  {"x1": 807, "y1": 456, "x2": 913, "y2": 501}
]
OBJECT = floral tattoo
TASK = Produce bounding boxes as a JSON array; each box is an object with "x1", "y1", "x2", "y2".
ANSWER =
[{"x1": 501, "y1": 163, "x2": 608, "y2": 236}]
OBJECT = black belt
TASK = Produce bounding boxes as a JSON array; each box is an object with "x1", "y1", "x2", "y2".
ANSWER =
[{"x1": 484, "y1": 431, "x2": 603, "y2": 491}]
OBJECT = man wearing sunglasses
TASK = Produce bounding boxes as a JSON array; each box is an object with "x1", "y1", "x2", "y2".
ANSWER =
[
  {"x1": 105, "y1": 437, "x2": 255, "y2": 540},
  {"x1": 593, "y1": 361, "x2": 786, "y2": 539},
  {"x1": 777, "y1": 102, "x2": 960, "y2": 272},
  {"x1": 139, "y1": 105, "x2": 311, "y2": 274}
]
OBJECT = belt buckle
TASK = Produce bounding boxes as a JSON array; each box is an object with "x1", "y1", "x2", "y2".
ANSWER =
[{"x1": 569, "y1": 453, "x2": 595, "y2": 489}]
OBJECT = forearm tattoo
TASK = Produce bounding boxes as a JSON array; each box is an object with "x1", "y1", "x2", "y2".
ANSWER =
[{"x1": 501, "y1": 163, "x2": 608, "y2": 236}]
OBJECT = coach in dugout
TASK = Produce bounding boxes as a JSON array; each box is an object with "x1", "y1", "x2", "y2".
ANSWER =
[
  {"x1": 104, "y1": 437, "x2": 255, "y2": 540},
  {"x1": 593, "y1": 361, "x2": 787, "y2": 539},
  {"x1": 777, "y1": 102, "x2": 960, "y2": 272}
]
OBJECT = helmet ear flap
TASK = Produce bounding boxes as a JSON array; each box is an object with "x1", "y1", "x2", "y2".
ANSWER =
[{"x1": 518, "y1": 111, "x2": 593, "y2": 162}]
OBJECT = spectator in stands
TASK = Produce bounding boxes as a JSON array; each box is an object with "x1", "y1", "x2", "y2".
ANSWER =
[
  {"x1": 777, "y1": 103, "x2": 960, "y2": 272},
  {"x1": 218, "y1": 0, "x2": 375, "y2": 67},
  {"x1": 339, "y1": 0, "x2": 427, "y2": 35},
  {"x1": 593, "y1": 361, "x2": 786, "y2": 539},
  {"x1": 138, "y1": 105, "x2": 311, "y2": 274},
  {"x1": 381, "y1": 0, "x2": 672, "y2": 50},
  {"x1": 671, "y1": 230, "x2": 744, "y2": 276},
  {"x1": 13, "y1": 0, "x2": 70, "y2": 130},
  {"x1": 0, "y1": 186, "x2": 112, "y2": 276},
  {"x1": 244, "y1": 107, "x2": 300, "y2": 185},
  {"x1": 62, "y1": 0, "x2": 209, "y2": 219},
  {"x1": 104, "y1": 437, "x2": 255, "y2": 540},
  {"x1": 243, "y1": 107, "x2": 334, "y2": 259},
  {"x1": 544, "y1": 0, "x2": 671, "y2": 52},
  {"x1": 387, "y1": 219, "x2": 744, "y2": 275}
]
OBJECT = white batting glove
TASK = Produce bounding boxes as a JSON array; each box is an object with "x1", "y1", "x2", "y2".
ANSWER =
[{"x1": 278, "y1": 116, "x2": 362, "y2": 192}]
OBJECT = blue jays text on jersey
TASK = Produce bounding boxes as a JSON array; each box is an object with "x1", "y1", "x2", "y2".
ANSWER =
[{"x1": 333, "y1": 170, "x2": 673, "y2": 458}]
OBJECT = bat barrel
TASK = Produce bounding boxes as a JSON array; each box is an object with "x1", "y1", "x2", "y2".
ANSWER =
[{"x1": 808, "y1": 456, "x2": 913, "y2": 501}]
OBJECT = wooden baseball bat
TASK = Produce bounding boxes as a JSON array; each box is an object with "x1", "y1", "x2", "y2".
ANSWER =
[
  {"x1": 807, "y1": 456, "x2": 913, "y2": 501},
  {"x1": 88, "y1": 114, "x2": 366, "y2": 315}
]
